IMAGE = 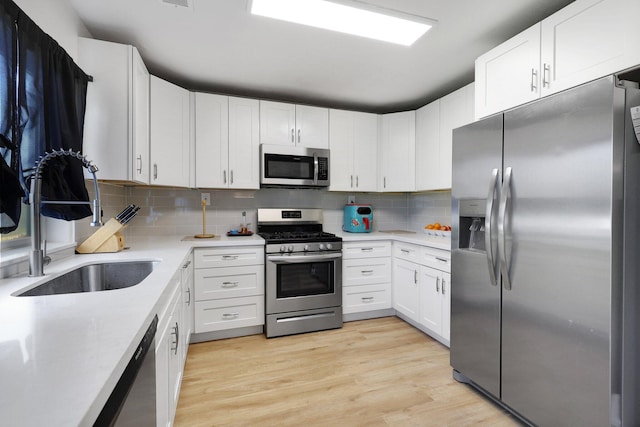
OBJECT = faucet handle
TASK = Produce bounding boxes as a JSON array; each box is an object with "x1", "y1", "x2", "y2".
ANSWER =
[{"x1": 42, "y1": 240, "x2": 51, "y2": 266}]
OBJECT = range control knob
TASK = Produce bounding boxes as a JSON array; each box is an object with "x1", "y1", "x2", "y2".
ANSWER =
[
  {"x1": 279, "y1": 245, "x2": 286, "y2": 253},
  {"x1": 319, "y1": 243, "x2": 326, "y2": 251},
  {"x1": 326, "y1": 243, "x2": 333, "y2": 250},
  {"x1": 287, "y1": 245, "x2": 294, "y2": 253},
  {"x1": 304, "y1": 245, "x2": 310, "y2": 252}
]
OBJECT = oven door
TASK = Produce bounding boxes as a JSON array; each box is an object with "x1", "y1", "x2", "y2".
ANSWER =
[{"x1": 266, "y1": 251, "x2": 342, "y2": 314}]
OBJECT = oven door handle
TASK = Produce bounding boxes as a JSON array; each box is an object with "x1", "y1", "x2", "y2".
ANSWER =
[{"x1": 268, "y1": 252, "x2": 342, "y2": 263}]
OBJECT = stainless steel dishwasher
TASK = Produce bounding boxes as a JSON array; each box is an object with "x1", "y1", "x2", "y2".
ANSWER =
[{"x1": 94, "y1": 315, "x2": 158, "y2": 427}]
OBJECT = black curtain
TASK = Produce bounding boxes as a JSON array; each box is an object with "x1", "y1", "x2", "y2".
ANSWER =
[{"x1": 0, "y1": 0, "x2": 91, "y2": 233}]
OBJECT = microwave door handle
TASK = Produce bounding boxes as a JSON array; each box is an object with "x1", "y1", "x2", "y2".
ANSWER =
[{"x1": 313, "y1": 153, "x2": 319, "y2": 185}]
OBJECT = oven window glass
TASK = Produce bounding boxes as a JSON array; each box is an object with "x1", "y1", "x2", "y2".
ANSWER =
[
  {"x1": 277, "y1": 261, "x2": 334, "y2": 298},
  {"x1": 265, "y1": 154, "x2": 314, "y2": 179}
]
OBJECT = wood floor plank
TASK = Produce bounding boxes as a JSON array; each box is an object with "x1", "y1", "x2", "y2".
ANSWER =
[{"x1": 175, "y1": 317, "x2": 520, "y2": 427}]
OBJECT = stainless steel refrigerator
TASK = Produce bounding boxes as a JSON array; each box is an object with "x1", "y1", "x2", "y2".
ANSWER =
[{"x1": 450, "y1": 76, "x2": 640, "y2": 427}]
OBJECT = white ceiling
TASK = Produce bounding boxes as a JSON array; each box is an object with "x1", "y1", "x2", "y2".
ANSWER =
[{"x1": 67, "y1": 0, "x2": 574, "y2": 113}]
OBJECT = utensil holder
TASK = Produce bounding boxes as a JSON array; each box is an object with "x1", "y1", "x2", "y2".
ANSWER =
[{"x1": 76, "y1": 218, "x2": 126, "y2": 253}]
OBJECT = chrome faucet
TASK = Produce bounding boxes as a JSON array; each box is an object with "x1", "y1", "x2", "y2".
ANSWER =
[{"x1": 29, "y1": 149, "x2": 102, "y2": 277}]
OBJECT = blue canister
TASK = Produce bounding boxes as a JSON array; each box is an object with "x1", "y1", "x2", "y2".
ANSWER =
[{"x1": 343, "y1": 204, "x2": 373, "y2": 233}]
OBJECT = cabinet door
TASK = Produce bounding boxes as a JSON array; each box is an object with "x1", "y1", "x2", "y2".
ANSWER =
[
  {"x1": 380, "y1": 111, "x2": 415, "y2": 192},
  {"x1": 131, "y1": 47, "x2": 150, "y2": 184},
  {"x1": 393, "y1": 259, "x2": 419, "y2": 321},
  {"x1": 168, "y1": 299, "x2": 182, "y2": 425},
  {"x1": 259, "y1": 100, "x2": 295, "y2": 146},
  {"x1": 419, "y1": 267, "x2": 442, "y2": 335},
  {"x1": 352, "y1": 112, "x2": 378, "y2": 191},
  {"x1": 155, "y1": 315, "x2": 170, "y2": 427},
  {"x1": 228, "y1": 97, "x2": 260, "y2": 189},
  {"x1": 150, "y1": 76, "x2": 191, "y2": 187},
  {"x1": 195, "y1": 93, "x2": 229, "y2": 188},
  {"x1": 438, "y1": 83, "x2": 474, "y2": 189},
  {"x1": 415, "y1": 100, "x2": 440, "y2": 191},
  {"x1": 441, "y1": 271, "x2": 451, "y2": 342},
  {"x1": 475, "y1": 24, "x2": 541, "y2": 120},
  {"x1": 181, "y1": 256, "x2": 194, "y2": 361},
  {"x1": 295, "y1": 105, "x2": 329, "y2": 148},
  {"x1": 540, "y1": 0, "x2": 640, "y2": 97},
  {"x1": 329, "y1": 109, "x2": 355, "y2": 191}
]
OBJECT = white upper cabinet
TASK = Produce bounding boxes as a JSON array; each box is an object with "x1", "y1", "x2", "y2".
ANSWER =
[
  {"x1": 195, "y1": 93, "x2": 229, "y2": 188},
  {"x1": 475, "y1": 0, "x2": 640, "y2": 119},
  {"x1": 380, "y1": 111, "x2": 415, "y2": 192},
  {"x1": 475, "y1": 24, "x2": 541, "y2": 120},
  {"x1": 228, "y1": 97, "x2": 260, "y2": 189},
  {"x1": 150, "y1": 76, "x2": 191, "y2": 187},
  {"x1": 329, "y1": 109, "x2": 378, "y2": 192},
  {"x1": 415, "y1": 100, "x2": 440, "y2": 191},
  {"x1": 195, "y1": 94, "x2": 260, "y2": 189},
  {"x1": 78, "y1": 38, "x2": 150, "y2": 184},
  {"x1": 260, "y1": 101, "x2": 329, "y2": 148},
  {"x1": 539, "y1": 0, "x2": 640, "y2": 97}
]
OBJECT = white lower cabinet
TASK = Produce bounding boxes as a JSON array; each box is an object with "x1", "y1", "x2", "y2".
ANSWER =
[
  {"x1": 156, "y1": 272, "x2": 184, "y2": 427},
  {"x1": 393, "y1": 242, "x2": 451, "y2": 345},
  {"x1": 193, "y1": 246, "x2": 265, "y2": 334},
  {"x1": 342, "y1": 241, "x2": 392, "y2": 316}
]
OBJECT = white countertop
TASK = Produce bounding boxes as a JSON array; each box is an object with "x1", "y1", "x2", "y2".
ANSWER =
[
  {"x1": 0, "y1": 231, "x2": 445, "y2": 426},
  {"x1": 0, "y1": 234, "x2": 264, "y2": 427}
]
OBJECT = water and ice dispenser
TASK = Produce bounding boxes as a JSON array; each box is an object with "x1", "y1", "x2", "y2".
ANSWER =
[{"x1": 458, "y1": 199, "x2": 486, "y2": 251}]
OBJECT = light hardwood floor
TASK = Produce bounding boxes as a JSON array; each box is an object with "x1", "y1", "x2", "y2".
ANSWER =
[{"x1": 175, "y1": 317, "x2": 520, "y2": 427}]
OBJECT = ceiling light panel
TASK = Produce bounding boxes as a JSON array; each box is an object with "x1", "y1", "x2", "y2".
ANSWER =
[{"x1": 250, "y1": 0, "x2": 433, "y2": 46}]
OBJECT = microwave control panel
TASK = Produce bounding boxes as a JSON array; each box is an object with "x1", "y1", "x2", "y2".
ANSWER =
[{"x1": 318, "y1": 157, "x2": 328, "y2": 180}]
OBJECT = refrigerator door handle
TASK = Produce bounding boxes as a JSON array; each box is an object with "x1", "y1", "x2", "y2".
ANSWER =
[
  {"x1": 498, "y1": 166, "x2": 513, "y2": 290},
  {"x1": 485, "y1": 168, "x2": 500, "y2": 286}
]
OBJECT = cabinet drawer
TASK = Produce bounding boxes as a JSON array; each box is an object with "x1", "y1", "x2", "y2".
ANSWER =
[
  {"x1": 194, "y1": 247, "x2": 264, "y2": 268},
  {"x1": 343, "y1": 284, "x2": 391, "y2": 314},
  {"x1": 195, "y1": 265, "x2": 264, "y2": 301},
  {"x1": 194, "y1": 296, "x2": 264, "y2": 332},
  {"x1": 342, "y1": 241, "x2": 391, "y2": 259},
  {"x1": 393, "y1": 242, "x2": 421, "y2": 263},
  {"x1": 420, "y1": 247, "x2": 450, "y2": 273},
  {"x1": 343, "y1": 257, "x2": 391, "y2": 286}
]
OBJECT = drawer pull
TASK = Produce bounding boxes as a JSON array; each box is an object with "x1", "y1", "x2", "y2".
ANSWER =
[
  {"x1": 222, "y1": 312, "x2": 240, "y2": 320},
  {"x1": 361, "y1": 247, "x2": 374, "y2": 252},
  {"x1": 401, "y1": 249, "x2": 410, "y2": 254},
  {"x1": 361, "y1": 270, "x2": 374, "y2": 275},
  {"x1": 222, "y1": 255, "x2": 239, "y2": 260},
  {"x1": 436, "y1": 257, "x2": 448, "y2": 263},
  {"x1": 361, "y1": 296, "x2": 375, "y2": 302},
  {"x1": 222, "y1": 281, "x2": 240, "y2": 288}
]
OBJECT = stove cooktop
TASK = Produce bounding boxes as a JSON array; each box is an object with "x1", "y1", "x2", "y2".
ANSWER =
[{"x1": 258, "y1": 231, "x2": 341, "y2": 244}]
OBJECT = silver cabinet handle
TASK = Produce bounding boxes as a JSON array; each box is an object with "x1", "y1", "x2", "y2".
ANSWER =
[
  {"x1": 136, "y1": 155, "x2": 142, "y2": 174},
  {"x1": 384, "y1": 177, "x2": 387, "y2": 188},
  {"x1": 350, "y1": 175, "x2": 353, "y2": 188},
  {"x1": 222, "y1": 281, "x2": 240, "y2": 288},
  {"x1": 361, "y1": 270, "x2": 374, "y2": 275},
  {"x1": 414, "y1": 269, "x2": 418, "y2": 284},
  {"x1": 530, "y1": 68, "x2": 537, "y2": 92},
  {"x1": 498, "y1": 166, "x2": 513, "y2": 290},
  {"x1": 297, "y1": 128, "x2": 301, "y2": 144},
  {"x1": 401, "y1": 249, "x2": 410, "y2": 254},
  {"x1": 442, "y1": 279, "x2": 446, "y2": 295},
  {"x1": 291, "y1": 128, "x2": 295, "y2": 143},
  {"x1": 222, "y1": 312, "x2": 240, "y2": 320},
  {"x1": 435, "y1": 257, "x2": 448, "y2": 263},
  {"x1": 542, "y1": 63, "x2": 550, "y2": 88},
  {"x1": 356, "y1": 176, "x2": 359, "y2": 188},
  {"x1": 361, "y1": 296, "x2": 374, "y2": 302},
  {"x1": 222, "y1": 255, "x2": 238, "y2": 260},
  {"x1": 361, "y1": 247, "x2": 373, "y2": 252},
  {"x1": 171, "y1": 322, "x2": 179, "y2": 355},
  {"x1": 186, "y1": 288, "x2": 191, "y2": 305},
  {"x1": 153, "y1": 163, "x2": 158, "y2": 180},
  {"x1": 223, "y1": 170, "x2": 227, "y2": 184},
  {"x1": 182, "y1": 260, "x2": 191, "y2": 269},
  {"x1": 230, "y1": 170, "x2": 234, "y2": 185},
  {"x1": 486, "y1": 168, "x2": 499, "y2": 287},
  {"x1": 436, "y1": 277, "x2": 440, "y2": 293}
]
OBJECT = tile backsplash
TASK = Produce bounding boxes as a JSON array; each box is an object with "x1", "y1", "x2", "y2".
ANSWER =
[{"x1": 81, "y1": 183, "x2": 452, "y2": 242}]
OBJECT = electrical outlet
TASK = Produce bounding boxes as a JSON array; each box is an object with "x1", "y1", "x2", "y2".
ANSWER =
[
  {"x1": 201, "y1": 193, "x2": 211, "y2": 206},
  {"x1": 348, "y1": 195, "x2": 356, "y2": 204}
]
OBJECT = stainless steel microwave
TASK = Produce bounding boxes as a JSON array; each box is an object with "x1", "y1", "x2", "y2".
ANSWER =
[{"x1": 260, "y1": 144, "x2": 330, "y2": 187}]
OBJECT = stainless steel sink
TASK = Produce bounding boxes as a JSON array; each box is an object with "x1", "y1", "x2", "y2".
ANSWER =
[{"x1": 17, "y1": 261, "x2": 158, "y2": 296}]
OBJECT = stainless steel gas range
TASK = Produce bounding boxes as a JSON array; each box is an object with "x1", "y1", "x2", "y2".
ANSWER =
[{"x1": 257, "y1": 208, "x2": 343, "y2": 338}]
